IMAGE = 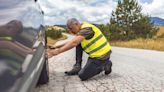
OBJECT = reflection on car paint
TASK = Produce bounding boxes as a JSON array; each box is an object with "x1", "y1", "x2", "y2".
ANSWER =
[{"x1": 0, "y1": 0, "x2": 46, "y2": 92}]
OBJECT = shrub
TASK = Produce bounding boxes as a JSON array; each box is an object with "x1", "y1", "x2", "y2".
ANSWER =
[{"x1": 46, "y1": 28, "x2": 62, "y2": 39}]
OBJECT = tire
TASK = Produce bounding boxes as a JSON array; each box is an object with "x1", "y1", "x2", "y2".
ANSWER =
[{"x1": 37, "y1": 57, "x2": 49, "y2": 85}]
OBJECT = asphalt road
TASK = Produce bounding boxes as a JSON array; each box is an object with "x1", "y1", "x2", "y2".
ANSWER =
[{"x1": 35, "y1": 34, "x2": 164, "y2": 92}]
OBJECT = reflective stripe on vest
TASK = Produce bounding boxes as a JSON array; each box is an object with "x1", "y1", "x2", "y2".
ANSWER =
[
  {"x1": 0, "y1": 37, "x2": 12, "y2": 41},
  {"x1": 80, "y1": 22, "x2": 111, "y2": 58},
  {"x1": 83, "y1": 34, "x2": 103, "y2": 50},
  {"x1": 88, "y1": 41, "x2": 108, "y2": 55}
]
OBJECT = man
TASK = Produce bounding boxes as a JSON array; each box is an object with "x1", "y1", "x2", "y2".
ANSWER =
[{"x1": 48, "y1": 18, "x2": 112, "y2": 81}]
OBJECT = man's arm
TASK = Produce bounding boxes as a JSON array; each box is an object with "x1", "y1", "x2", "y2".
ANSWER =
[
  {"x1": 47, "y1": 35, "x2": 85, "y2": 57},
  {"x1": 48, "y1": 42, "x2": 68, "y2": 49},
  {"x1": 59, "y1": 35, "x2": 84, "y2": 53}
]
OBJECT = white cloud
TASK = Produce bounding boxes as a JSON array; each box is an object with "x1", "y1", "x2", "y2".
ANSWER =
[
  {"x1": 138, "y1": 0, "x2": 164, "y2": 18},
  {"x1": 38, "y1": 0, "x2": 164, "y2": 25},
  {"x1": 38, "y1": 0, "x2": 117, "y2": 25}
]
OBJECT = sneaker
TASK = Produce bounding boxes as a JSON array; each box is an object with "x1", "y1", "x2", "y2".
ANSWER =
[
  {"x1": 104, "y1": 60, "x2": 112, "y2": 75},
  {"x1": 65, "y1": 65, "x2": 81, "y2": 75}
]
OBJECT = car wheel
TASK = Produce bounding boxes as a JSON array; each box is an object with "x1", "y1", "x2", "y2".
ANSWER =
[{"x1": 37, "y1": 56, "x2": 49, "y2": 85}]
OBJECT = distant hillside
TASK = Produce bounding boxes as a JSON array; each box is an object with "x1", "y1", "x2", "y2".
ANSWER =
[{"x1": 151, "y1": 17, "x2": 164, "y2": 26}]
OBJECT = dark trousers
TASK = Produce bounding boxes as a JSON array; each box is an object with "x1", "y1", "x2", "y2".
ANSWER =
[{"x1": 75, "y1": 44, "x2": 111, "y2": 81}]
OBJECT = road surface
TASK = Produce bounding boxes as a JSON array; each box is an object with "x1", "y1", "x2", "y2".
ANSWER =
[{"x1": 35, "y1": 34, "x2": 164, "y2": 92}]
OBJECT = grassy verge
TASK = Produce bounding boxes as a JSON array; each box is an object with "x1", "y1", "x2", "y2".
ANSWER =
[
  {"x1": 111, "y1": 38, "x2": 164, "y2": 51},
  {"x1": 157, "y1": 26, "x2": 164, "y2": 36},
  {"x1": 47, "y1": 34, "x2": 67, "y2": 46}
]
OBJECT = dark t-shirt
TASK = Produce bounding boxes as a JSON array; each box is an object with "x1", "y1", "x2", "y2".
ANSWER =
[
  {"x1": 77, "y1": 27, "x2": 111, "y2": 60},
  {"x1": 77, "y1": 28, "x2": 94, "y2": 39}
]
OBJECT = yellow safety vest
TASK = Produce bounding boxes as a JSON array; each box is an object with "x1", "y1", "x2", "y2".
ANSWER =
[{"x1": 80, "y1": 22, "x2": 111, "y2": 58}]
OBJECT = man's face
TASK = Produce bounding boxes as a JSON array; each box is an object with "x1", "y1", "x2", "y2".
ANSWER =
[{"x1": 67, "y1": 23, "x2": 80, "y2": 34}]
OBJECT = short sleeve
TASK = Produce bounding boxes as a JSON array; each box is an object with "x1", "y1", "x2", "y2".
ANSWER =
[{"x1": 77, "y1": 28, "x2": 94, "y2": 39}]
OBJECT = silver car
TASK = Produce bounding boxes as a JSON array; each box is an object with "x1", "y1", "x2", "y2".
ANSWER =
[{"x1": 0, "y1": 0, "x2": 49, "y2": 92}]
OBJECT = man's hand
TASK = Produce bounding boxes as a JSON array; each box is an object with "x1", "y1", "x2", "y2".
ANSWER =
[
  {"x1": 48, "y1": 45, "x2": 56, "y2": 49},
  {"x1": 47, "y1": 42, "x2": 68, "y2": 49},
  {"x1": 47, "y1": 48, "x2": 60, "y2": 58}
]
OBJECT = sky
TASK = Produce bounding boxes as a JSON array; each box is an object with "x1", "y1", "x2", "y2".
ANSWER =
[{"x1": 38, "y1": 0, "x2": 164, "y2": 25}]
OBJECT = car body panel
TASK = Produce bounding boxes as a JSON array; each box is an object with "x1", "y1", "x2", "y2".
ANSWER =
[{"x1": 0, "y1": 0, "x2": 47, "y2": 92}]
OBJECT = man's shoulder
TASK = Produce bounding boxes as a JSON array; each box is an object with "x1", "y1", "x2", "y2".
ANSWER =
[
  {"x1": 80, "y1": 27, "x2": 92, "y2": 32},
  {"x1": 78, "y1": 28, "x2": 94, "y2": 39}
]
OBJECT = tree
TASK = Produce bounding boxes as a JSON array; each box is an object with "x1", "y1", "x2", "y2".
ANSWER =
[
  {"x1": 98, "y1": 24, "x2": 111, "y2": 40},
  {"x1": 109, "y1": 0, "x2": 158, "y2": 40}
]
